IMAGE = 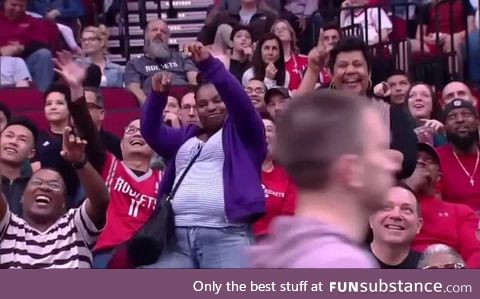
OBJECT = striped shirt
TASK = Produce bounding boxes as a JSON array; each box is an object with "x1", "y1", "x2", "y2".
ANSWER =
[
  {"x1": 0, "y1": 202, "x2": 100, "y2": 269},
  {"x1": 172, "y1": 129, "x2": 233, "y2": 227}
]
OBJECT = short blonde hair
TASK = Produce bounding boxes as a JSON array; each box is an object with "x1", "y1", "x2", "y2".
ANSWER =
[{"x1": 82, "y1": 25, "x2": 109, "y2": 54}]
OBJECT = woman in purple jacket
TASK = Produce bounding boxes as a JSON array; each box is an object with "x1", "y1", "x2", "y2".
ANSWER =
[{"x1": 140, "y1": 43, "x2": 267, "y2": 268}]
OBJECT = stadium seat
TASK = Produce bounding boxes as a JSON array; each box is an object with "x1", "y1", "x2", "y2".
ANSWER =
[
  {"x1": 17, "y1": 110, "x2": 49, "y2": 132},
  {"x1": 103, "y1": 109, "x2": 141, "y2": 138},
  {"x1": 100, "y1": 87, "x2": 139, "y2": 110},
  {"x1": 0, "y1": 87, "x2": 44, "y2": 111}
]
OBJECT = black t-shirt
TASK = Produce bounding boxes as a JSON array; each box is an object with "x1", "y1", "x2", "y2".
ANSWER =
[
  {"x1": 100, "y1": 130, "x2": 122, "y2": 160},
  {"x1": 370, "y1": 248, "x2": 422, "y2": 269},
  {"x1": 229, "y1": 58, "x2": 250, "y2": 83}
]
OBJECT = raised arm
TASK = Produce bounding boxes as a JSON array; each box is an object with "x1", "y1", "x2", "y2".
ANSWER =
[
  {"x1": 188, "y1": 43, "x2": 265, "y2": 151},
  {"x1": 296, "y1": 44, "x2": 327, "y2": 96},
  {"x1": 53, "y1": 51, "x2": 107, "y2": 172},
  {"x1": 141, "y1": 72, "x2": 193, "y2": 162},
  {"x1": 60, "y1": 127, "x2": 108, "y2": 229}
]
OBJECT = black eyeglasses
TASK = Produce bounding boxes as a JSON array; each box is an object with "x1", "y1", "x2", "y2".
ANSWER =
[
  {"x1": 422, "y1": 263, "x2": 465, "y2": 269},
  {"x1": 245, "y1": 87, "x2": 266, "y2": 94},
  {"x1": 125, "y1": 126, "x2": 140, "y2": 135},
  {"x1": 86, "y1": 102, "x2": 103, "y2": 110},
  {"x1": 29, "y1": 178, "x2": 63, "y2": 192}
]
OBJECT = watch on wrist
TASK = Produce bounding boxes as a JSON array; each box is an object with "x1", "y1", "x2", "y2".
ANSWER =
[{"x1": 72, "y1": 156, "x2": 87, "y2": 169}]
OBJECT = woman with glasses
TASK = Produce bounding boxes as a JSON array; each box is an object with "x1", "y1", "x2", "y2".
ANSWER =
[
  {"x1": 418, "y1": 244, "x2": 466, "y2": 269},
  {"x1": 76, "y1": 26, "x2": 124, "y2": 87}
]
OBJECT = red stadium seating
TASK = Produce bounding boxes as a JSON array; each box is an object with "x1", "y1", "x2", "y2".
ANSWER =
[
  {"x1": 17, "y1": 110, "x2": 49, "y2": 131},
  {"x1": 103, "y1": 109, "x2": 141, "y2": 138},
  {"x1": 0, "y1": 87, "x2": 44, "y2": 110},
  {"x1": 100, "y1": 87, "x2": 139, "y2": 110}
]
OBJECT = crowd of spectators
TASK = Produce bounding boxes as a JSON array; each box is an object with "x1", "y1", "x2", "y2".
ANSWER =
[{"x1": 1, "y1": 0, "x2": 480, "y2": 269}]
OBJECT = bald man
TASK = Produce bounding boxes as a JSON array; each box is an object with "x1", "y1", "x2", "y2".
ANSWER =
[
  {"x1": 125, "y1": 20, "x2": 198, "y2": 104},
  {"x1": 442, "y1": 81, "x2": 477, "y2": 107}
]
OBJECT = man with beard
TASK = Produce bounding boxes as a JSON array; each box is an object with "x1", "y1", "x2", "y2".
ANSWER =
[
  {"x1": 125, "y1": 20, "x2": 198, "y2": 104},
  {"x1": 437, "y1": 99, "x2": 480, "y2": 213},
  {"x1": 406, "y1": 143, "x2": 480, "y2": 268}
]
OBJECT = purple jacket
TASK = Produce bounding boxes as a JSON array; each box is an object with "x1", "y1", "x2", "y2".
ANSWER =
[{"x1": 141, "y1": 55, "x2": 267, "y2": 224}]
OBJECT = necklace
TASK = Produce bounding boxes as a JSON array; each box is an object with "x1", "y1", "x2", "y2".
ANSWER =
[{"x1": 452, "y1": 147, "x2": 480, "y2": 186}]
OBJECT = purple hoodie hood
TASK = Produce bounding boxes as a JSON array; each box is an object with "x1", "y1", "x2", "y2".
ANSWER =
[{"x1": 250, "y1": 216, "x2": 378, "y2": 268}]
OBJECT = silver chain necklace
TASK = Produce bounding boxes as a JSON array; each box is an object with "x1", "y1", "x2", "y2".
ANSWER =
[{"x1": 452, "y1": 147, "x2": 480, "y2": 186}]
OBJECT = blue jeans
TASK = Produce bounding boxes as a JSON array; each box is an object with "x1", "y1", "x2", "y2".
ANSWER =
[
  {"x1": 25, "y1": 48, "x2": 54, "y2": 92},
  {"x1": 143, "y1": 226, "x2": 254, "y2": 268},
  {"x1": 93, "y1": 248, "x2": 115, "y2": 269},
  {"x1": 468, "y1": 30, "x2": 480, "y2": 87}
]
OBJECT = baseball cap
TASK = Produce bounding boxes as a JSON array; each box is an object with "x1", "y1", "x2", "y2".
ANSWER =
[
  {"x1": 442, "y1": 98, "x2": 477, "y2": 122},
  {"x1": 418, "y1": 142, "x2": 440, "y2": 167},
  {"x1": 265, "y1": 87, "x2": 291, "y2": 105}
]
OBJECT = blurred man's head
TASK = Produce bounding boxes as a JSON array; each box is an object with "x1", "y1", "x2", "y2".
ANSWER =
[
  {"x1": 179, "y1": 92, "x2": 200, "y2": 126},
  {"x1": 370, "y1": 184, "x2": 423, "y2": 248},
  {"x1": 265, "y1": 87, "x2": 290, "y2": 119},
  {"x1": 442, "y1": 99, "x2": 479, "y2": 152},
  {"x1": 418, "y1": 244, "x2": 465, "y2": 269},
  {"x1": 121, "y1": 119, "x2": 154, "y2": 161},
  {"x1": 276, "y1": 90, "x2": 402, "y2": 212},
  {"x1": 245, "y1": 79, "x2": 267, "y2": 111},
  {"x1": 144, "y1": 20, "x2": 171, "y2": 59},
  {"x1": 3, "y1": 0, "x2": 27, "y2": 21},
  {"x1": 84, "y1": 88, "x2": 105, "y2": 130},
  {"x1": 22, "y1": 168, "x2": 67, "y2": 226},
  {"x1": 0, "y1": 118, "x2": 37, "y2": 168},
  {"x1": 442, "y1": 82, "x2": 476, "y2": 107},
  {"x1": 387, "y1": 71, "x2": 411, "y2": 105}
]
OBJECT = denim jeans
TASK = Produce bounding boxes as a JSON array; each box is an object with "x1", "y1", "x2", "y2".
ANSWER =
[
  {"x1": 143, "y1": 226, "x2": 254, "y2": 268},
  {"x1": 93, "y1": 248, "x2": 115, "y2": 269},
  {"x1": 25, "y1": 48, "x2": 54, "y2": 92},
  {"x1": 468, "y1": 30, "x2": 480, "y2": 87}
]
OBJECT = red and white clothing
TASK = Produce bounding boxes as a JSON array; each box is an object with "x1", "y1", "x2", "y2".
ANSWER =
[
  {"x1": 413, "y1": 195, "x2": 480, "y2": 268},
  {"x1": 95, "y1": 153, "x2": 162, "y2": 252},
  {"x1": 285, "y1": 54, "x2": 308, "y2": 91},
  {"x1": 253, "y1": 164, "x2": 297, "y2": 237},
  {"x1": 437, "y1": 145, "x2": 480, "y2": 212},
  {"x1": 340, "y1": 7, "x2": 392, "y2": 46}
]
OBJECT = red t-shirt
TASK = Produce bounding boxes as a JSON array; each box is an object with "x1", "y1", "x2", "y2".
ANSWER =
[
  {"x1": 95, "y1": 153, "x2": 162, "y2": 251},
  {"x1": 413, "y1": 195, "x2": 480, "y2": 268},
  {"x1": 437, "y1": 145, "x2": 480, "y2": 212},
  {"x1": 253, "y1": 164, "x2": 297, "y2": 237},
  {"x1": 0, "y1": 12, "x2": 44, "y2": 47},
  {"x1": 285, "y1": 54, "x2": 308, "y2": 91}
]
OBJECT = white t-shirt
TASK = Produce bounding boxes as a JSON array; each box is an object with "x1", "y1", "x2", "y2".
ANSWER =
[
  {"x1": 0, "y1": 57, "x2": 32, "y2": 86},
  {"x1": 239, "y1": 8, "x2": 257, "y2": 25},
  {"x1": 341, "y1": 8, "x2": 392, "y2": 45}
]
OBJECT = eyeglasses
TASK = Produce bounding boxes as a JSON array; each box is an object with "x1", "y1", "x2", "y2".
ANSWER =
[
  {"x1": 245, "y1": 87, "x2": 266, "y2": 94},
  {"x1": 181, "y1": 104, "x2": 196, "y2": 111},
  {"x1": 125, "y1": 126, "x2": 140, "y2": 135},
  {"x1": 422, "y1": 263, "x2": 465, "y2": 269},
  {"x1": 29, "y1": 178, "x2": 63, "y2": 192},
  {"x1": 81, "y1": 37, "x2": 101, "y2": 43},
  {"x1": 86, "y1": 102, "x2": 103, "y2": 110}
]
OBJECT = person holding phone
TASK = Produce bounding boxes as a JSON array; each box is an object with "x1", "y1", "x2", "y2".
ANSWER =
[{"x1": 406, "y1": 82, "x2": 447, "y2": 147}]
